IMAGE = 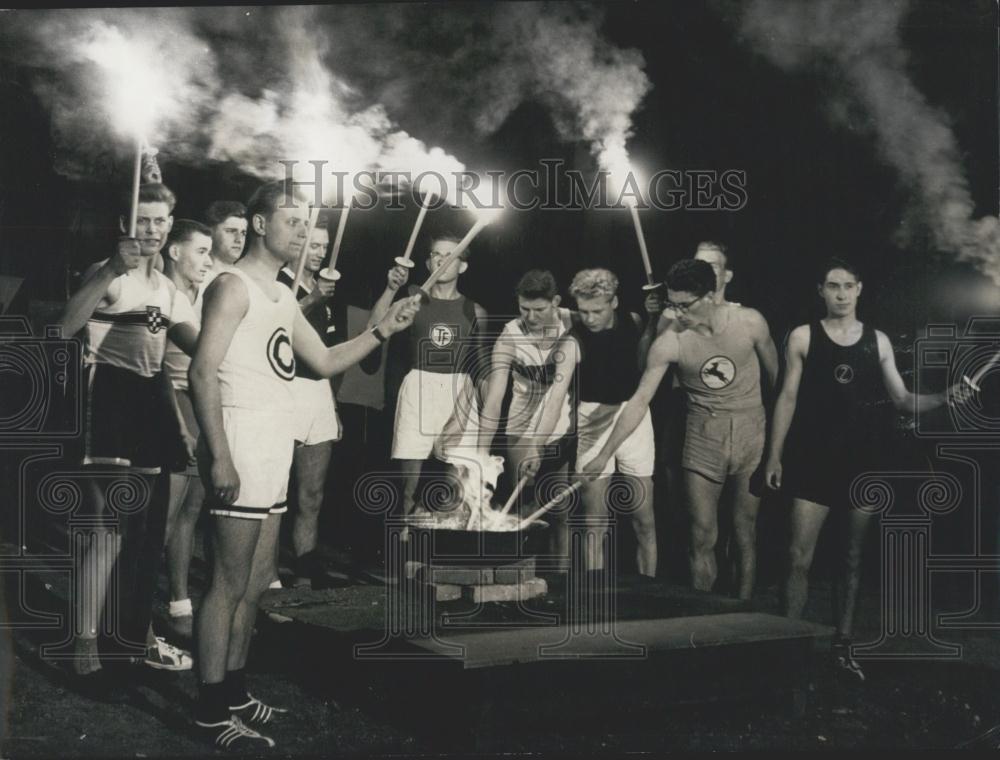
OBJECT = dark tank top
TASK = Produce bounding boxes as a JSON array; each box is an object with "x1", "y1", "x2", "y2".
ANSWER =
[
  {"x1": 788, "y1": 320, "x2": 889, "y2": 453},
  {"x1": 408, "y1": 293, "x2": 478, "y2": 374},
  {"x1": 571, "y1": 313, "x2": 641, "y2": 404}
]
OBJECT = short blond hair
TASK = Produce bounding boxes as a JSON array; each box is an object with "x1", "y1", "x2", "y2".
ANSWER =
[{"x1": 569, "y1": 268, "x2": 618, "y2": 301}]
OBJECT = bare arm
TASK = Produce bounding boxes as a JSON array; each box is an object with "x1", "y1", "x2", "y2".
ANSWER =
[
  {"x1": 746, "y1": 308, "x2": 779, "y2": 394},
  {"x1": 638, "y1": 311, "x2": 675, "y2": 371},
  {"x1": 876, "y1": 331, "x2": 949, "y2": 413},
  {"x1": 57, "y1": 263, "x2": 122, "y2": 338},
  {"x1": 764, "y1": 325, "x2": 809, "y2": 488},
  {"x1": 478, "y1": 336, "x2": 514, "y2": 453},
  {"x1": 586, "y1": 331, "x2": 678, "y2": 474},
  {"x1": 189, "y1": 274, "x2": 248, "y2": 503},
  {"x1": 366, "y1": 265, "x2": 410, "y2": 329},
  {"x1": 294, "y1": 296, "x2": 420, "y2": 378}
]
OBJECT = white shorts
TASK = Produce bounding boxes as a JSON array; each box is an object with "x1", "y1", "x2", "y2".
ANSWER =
[
  {"x1": 291, "y1": 376, "x2": 341, "y2": 446},
  {"x1": 576, "y1": 402, "x2": 655, "y2": 478},
  {"x1": 392, "y1": 370, "x2": 478, "y2": 460},
  {"x1": 204, "y1": 407, "x2": 294, "y2": 520}
]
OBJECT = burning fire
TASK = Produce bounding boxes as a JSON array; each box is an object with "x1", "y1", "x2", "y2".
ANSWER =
[{"x1": 410, "y1": 452, "x2": 522, "y2": 532}]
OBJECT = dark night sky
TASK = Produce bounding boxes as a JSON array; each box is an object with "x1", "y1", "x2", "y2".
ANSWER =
[{"x1": 0, "y1": 1, "x2": 996, "y2": 342}]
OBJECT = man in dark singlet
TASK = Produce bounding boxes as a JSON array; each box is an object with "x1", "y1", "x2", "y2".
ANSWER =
[
  {"x1": 525, "y1": 269, "x2": 656, "y2": 576},
  {"x1": 765, "y1": 257, "x2": 962, "y2": 680},
  {"x1": 373, "y1": 234, "x2": 486, "y2": 516},
  {"x1": 581, "y1": 259, "x2": 778, "y2": 600}
]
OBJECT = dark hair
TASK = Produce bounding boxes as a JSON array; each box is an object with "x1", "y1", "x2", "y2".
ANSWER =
[
  {"x1": 665, "y1": 259, "x2": 715, "y2": 297},
  {"x1": 204, "y1": 200, "x2": 247, "y2": 227},
  {"x1": 817, "y1": 257, "x2": 862, "y2": 284},
  {"x1": 165, "y1": 219, "x2": 212, "y2": 249},
  {"x1": 696, "y1": 240, "x2": 730, "y2": 269},
  {"x1": 245, "y1": 180, "x2": 305, "y2": 243},
  {"x1": 516, "y1": 269, "x2": 559, "y2": 300},
  {"x1": 121, "y1": 183, "x2": 176, "y2": 217}
]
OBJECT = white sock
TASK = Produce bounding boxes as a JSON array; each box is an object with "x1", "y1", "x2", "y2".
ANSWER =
[
  {"x1": 268, "y1": 579, "x2": 283, "y2": 590},
  {"x1": 169, "y1": 598, "x2": 193, "y2": 617}
]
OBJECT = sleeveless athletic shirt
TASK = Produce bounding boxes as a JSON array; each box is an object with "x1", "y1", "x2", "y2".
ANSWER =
[
  {"x1": 676, "y1": 307, "x2": 761, "y2": 415},
  {"x1": 217, "y1": 268, "x2": 298, "y2": 414},
  {"x1": 408, "y1": 294, "x2": 477, "y2": 374},
  {"x1": 163, "y1": 284, "x2": 203, "y2": 390},
  {"x1": 86, "y1": 266, "x2": 195, "y2": 378},
  {"x1": 503, "y1": 310, "x2": 572, "y2": 437},
  {"x1": 786, "y1": 321, "x2": 888, "y2": 453},
  {"x1": 571, "y1": 313, "x2": 641, "y2": 404}
]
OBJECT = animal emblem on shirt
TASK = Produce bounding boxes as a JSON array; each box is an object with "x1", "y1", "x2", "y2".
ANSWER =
[
  {"x1": 266, "y1": 327, "x2": 296, "y2": 381},
  {"x1": 146, "y1": 305, "x2": 166, "y2": 334},
  {"x1": 699, "y1": 356, "x2": 736, "y2": 389},
  {"x1": 430, "y1": 323, "x2": 455, "y2": 348}
]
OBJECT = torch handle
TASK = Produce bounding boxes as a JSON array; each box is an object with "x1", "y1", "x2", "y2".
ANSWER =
[
  {"x1": 499, "y1": 475, "x2": 530, "y2": 516},
  {"x1": 419, "y1": 218, "x2": 486, "y2": 293},
  {"x1": 329, "y1": 200, "x2": 352, "y2": 272},
  {"x1": 401, "y1": 193, "x2": 433, "y2": 262},
  {"x1": 628, "y1": 204, "x2": 655, "y2": 287},
  {"x1": 290, "y1": 207, "x2": 321, "y2": 296},
  {"x1": 128, "y1": 136, "x2": 143, "y2": 238},
  {"x1": 517, "y1": 481, "x2": 583, "y2": 530}
]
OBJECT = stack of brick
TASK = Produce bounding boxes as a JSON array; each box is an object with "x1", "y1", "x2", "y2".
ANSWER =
[{"x1": 403, "y1": 557, "x2": 547, "y2": 603}]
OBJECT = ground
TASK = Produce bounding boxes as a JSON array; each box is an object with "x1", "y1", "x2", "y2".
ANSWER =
[{"x1": 2, "y1": 542, "x2": 1000, "y2": 756}]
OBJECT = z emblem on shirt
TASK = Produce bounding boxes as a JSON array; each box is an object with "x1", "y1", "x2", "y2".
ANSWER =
[{"x1": 834, "y1": 363, "x2": 855, "y2": 384}]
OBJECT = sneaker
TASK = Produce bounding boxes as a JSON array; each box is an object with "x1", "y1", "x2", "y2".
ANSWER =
[
  {"x1": 144, "y1": 636, "x2": 193, "y2": 671},
  {"x1": 831, "y1": 638, "x2": 865, "y2": 682},
  {"x1": 194, "y1": 715, "x2": 275, "y2": 750},
  {"x1": 230, "y1": 694, "x2": 289, "y2": 726},
  {"x1": 168, "y1": 614, "x2": 194, "y2": 641},
  {"x1": 267, "y1": 579, "x2": 283, "y2": 590}
]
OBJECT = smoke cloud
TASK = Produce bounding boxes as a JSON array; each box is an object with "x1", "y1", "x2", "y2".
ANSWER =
[
  {"x1": 1, "y1": 4, "x2": 651, "y2": 194},
  {"x1": 738, "y1": 0, "x2": 1000, "y2": 282}
]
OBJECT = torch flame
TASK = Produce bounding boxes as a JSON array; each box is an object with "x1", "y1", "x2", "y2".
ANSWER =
[{"x1": 79, "y1": 22, "x2": 171, "y2": 141}]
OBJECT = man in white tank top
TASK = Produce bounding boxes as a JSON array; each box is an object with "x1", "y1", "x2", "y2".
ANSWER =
[
  {"x1": 161, "y1": 220, "x2": 214, "y2": 640},
  {"x1": 57, "y1": 183, "x2": 199, "y2": 687},
  {"x1": 188, "y1": 180, "x2": 420, "y2": 750}
]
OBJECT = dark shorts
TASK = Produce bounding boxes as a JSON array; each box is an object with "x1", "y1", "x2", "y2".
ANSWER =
[
  {"x1": 782, "y1": 446, "x2": 874, "y2": 510},
  {"x1": 82, "y1": 363, "x2": 176, "y2": 474}
]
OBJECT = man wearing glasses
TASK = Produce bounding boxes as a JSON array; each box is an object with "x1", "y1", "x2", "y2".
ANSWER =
[{"x1": 581, "y1": 259, "x2": 778, "y2": 600}]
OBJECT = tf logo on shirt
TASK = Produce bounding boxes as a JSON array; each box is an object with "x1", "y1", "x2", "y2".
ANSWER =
[
  {"x1": 430, "y1": 323, "x2": 455, "y2": 347},
  {"x1": 267, "y1": 327, "x2": 296, "y2": 380},
  {"x1": 834, "y1": 363, "x2": 855, "y2": 384},
  {"x1": 146, "y1": 305, "x2": 167, "y2": 334},
  {"x1": 700, "y1": 356, "x2": 735, "y2": 389}
]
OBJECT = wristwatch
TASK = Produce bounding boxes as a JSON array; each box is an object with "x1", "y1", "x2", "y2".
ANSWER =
[{"x1": 370, "y1": 325, "x2": 388, "y2": 344}]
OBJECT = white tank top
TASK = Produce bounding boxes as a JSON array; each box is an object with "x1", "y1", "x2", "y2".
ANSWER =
[
  {"x1": 217, "y1": 268, "x2": 298, "y2": 413},
  {"x1": 85, "y1": 267, "x2": 195, "y2": 378},
  {"x1": 163, "y1": 284, "x2": 204, "y2": 391},
  {"x1": 502, "y1": 308, "x2": 572, "y2": 440}
]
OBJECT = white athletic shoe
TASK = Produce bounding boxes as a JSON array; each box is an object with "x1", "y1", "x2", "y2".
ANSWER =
[
  {"x1": 144, "y1": 636, "x2": 193, "y2": 671},
  {"x1": 230, "y1": 694, "x2": 289, "y2": 726},
  {"x1": 195, "y1": 715, "x2": 275, "y2": 750}
]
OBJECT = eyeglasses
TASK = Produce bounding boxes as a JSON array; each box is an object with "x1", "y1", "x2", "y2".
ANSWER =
[{"x1": 664, "y1": 294, "x2": 705, "y2": 314}]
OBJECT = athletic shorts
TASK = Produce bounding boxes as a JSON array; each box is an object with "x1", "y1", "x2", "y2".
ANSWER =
[
  {"x1": 82, "y1": 363, "x2": 174, "y2": 475},
  {"x1": 782, "y1": 441, "x2": 878, "y2": 510},
  {"x1": 202, "y1": 407, "x2": 294, "y2": 520},
  {"x1": 173, "y1": 389, "x2": 200, "y2": 477},
  {"x1": 291, "y1": 376, "x2": 341, "y2": 446},
  {"x1": 576, "y1": 402, "x2": 655, "y2": 477},
  {"x1": 681, "y1": 407, "x2": 765, "y2": 484},
  {"x1": 392, "y1": 370, "x2": 478, "y2": 460}
]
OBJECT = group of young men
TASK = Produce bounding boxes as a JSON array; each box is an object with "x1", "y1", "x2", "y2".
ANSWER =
[{"x1": 59, "y1": 172, "x2": 966, "y2": 748}]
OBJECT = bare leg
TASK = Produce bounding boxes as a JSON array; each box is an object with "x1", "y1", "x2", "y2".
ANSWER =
[
  {"x1": 291, "y1": 441, "x2": 333, "y2": 562},
  {"x1": 227, "y1": 513, "x2": 282, "y2": 671},
  {"x1": 729, "y1": 472, "x2": 762, "y2": 601},
  {"x1": 579, "y1": 476, "x2": 611, "y2": 571},
  {"x1": 783, "y1": 498, "x2": 829, "y2": 618},
  {"x1": 399, "y1": 459, "x2": 423, "y2": 516},
  {"x1": 836, "y1": 508, "x2": 875, "y2": 638},
  {"x1": 72, "y1": 477, "x2": 122, "y2": 675},
  {"x1": 194, "y1": 516, "x2": 259, "y2": 684},
  {"x1": 623, "y1": 475, "x2": 656, "y2": 578},
  {"x1": 166, "y1": 474, "x2": 203, "y2": 604},
  {"x1": 685, "y1": 470, "x2": 725, "y2": 592}
]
